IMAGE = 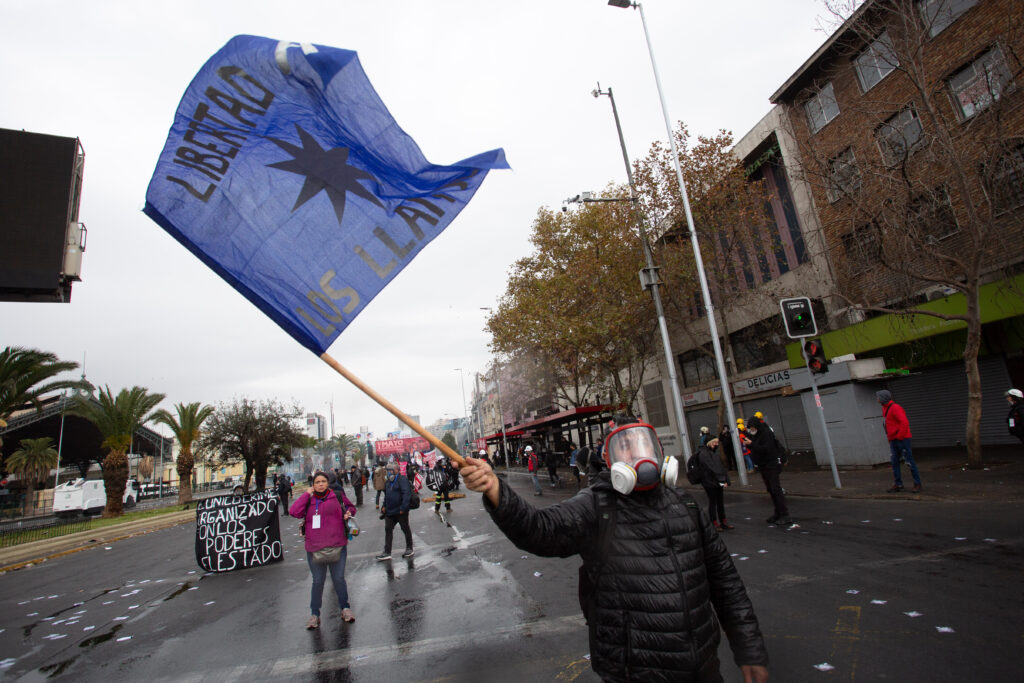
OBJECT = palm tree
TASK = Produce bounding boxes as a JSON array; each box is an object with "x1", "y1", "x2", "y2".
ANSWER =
[
  {"x1": 153, "y1": 402, "x2": 214, "y2": 505},
  {"x1": 70, "y1": 386, "x2": 165, "y2": 517},
  {"x1": 0, "y1": 346, "x2": 91, "y2": 449},
  {"x1": 8, "y1": 437, "x2": 59, "y2": 516}
]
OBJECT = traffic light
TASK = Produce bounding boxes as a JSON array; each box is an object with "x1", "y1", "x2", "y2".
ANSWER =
[
  {"x1": 780, "y1": 297, "x2": 817, "y2": 338},
  {"x1": 804, "y1": 338, "x2": 829, "y2": 374}
]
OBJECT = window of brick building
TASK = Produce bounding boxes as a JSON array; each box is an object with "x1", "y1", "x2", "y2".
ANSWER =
[
  {"x1": 855, "y1": 31, "x2": 899, "y2": 92},
  {"x1": 984, "y1": 145, "x2": 1024, "y2": 215},
  {"x1": 804, "y1": 82, "x2": 840, "y2": 133},
  {"x1": 677, "y1": 347, "x2": 716, "y2": 388},
  {"x1": 909, "y1": 187, "x2": 960, "y2": 243},
  {"x1": 642, "y1": 381, "x2": 670, "y2": 428},
  {"x1": 730, "y1": 316, "x2": 788, "y2": 374},
  {"x1": 827, "y1": 147, "x2": 861, "y2": 202},
  {"x1": 841, "y1": 226, "x2": 880, "y2": 275},
  {"x1": 948, "y1": 45, "x2": 1014, "y2": 119},
  {"x1": 918, "y1": 0, "x2": 978, "y2": 37},
  {"x1": 876, "y1": 107, "x2": 924, "y2": 164}
]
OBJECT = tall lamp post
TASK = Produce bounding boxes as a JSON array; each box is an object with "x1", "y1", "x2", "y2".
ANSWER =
[
  {"x1": 454, "y1": 368, "x2": 469, "y2": 453},
  {"x1": 481, "y1": 307, "x2": 512, "y2": 475},
  {"x1": 584, "y1": 82, "x2": 692, "y2": 462},
  {"x1": 607, "y1": 0, "x2": 748, "y2": 484}
]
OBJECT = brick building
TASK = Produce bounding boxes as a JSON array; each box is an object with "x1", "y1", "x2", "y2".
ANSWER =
[{"x1": 638, "y1": 0, "x2": 1024, "y2": 463}]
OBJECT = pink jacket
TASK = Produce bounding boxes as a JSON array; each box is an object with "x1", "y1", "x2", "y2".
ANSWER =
[{"x1": 289, "y1": 490, "x2": 356, "y2": 552}]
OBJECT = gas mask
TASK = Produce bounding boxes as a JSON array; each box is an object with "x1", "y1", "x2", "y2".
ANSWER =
[{"x1": 603, "y1": 422, "x2": 677, "y2": 494}]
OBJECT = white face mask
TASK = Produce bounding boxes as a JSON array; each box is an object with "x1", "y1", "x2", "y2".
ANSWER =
[{"x1": 603, "y1": 424, "x2": 676, "y2": 494}]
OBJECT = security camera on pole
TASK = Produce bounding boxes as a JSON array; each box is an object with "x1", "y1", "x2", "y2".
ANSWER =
[{"x1": 779, "y1": 297, "x2": 842, "y2": 489}]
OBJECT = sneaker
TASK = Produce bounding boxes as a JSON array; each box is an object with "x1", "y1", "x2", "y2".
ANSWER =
[
  {"x1": 306, "y1": 615, "x2": 320, "y2": 630},
  {"x1": 341, "y1": 608, "x2": 355, "y2": 623},
  {"x1": 775, "y1": 516, "x2": 792, "y2": 525},
  {"x1": 375, "y1": 553, "x2": 391, "y2": 562},
  {"x1": 912, "y1": 483, "x2": 922, "y2": 492},
  {"x1": 721, "y1": 520, "x2": 735, "y2": 530},
  {"x1": 887, "y1": 485, "x2": 905, "y2": 493},
  {"x1": 533, "y1": 491, "x2": 542, "y2": 496},
  {"x1": 766, "y1": 515, "x2": 779, "y2": 524},
  {"x1": 402, "y1": 548, "x2": 415, "y2": 558},
  {"x1": 713, "y1": 520, "x2": 722, "y2": 531}
]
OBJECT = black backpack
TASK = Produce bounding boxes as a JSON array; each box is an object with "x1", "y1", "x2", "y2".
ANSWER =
[
  {"x1": 772, "y1": 435, "x2": 790, "y2": 467},
  {"x1": 685, "y1": 455, "x2": 702, "y2": 485}
]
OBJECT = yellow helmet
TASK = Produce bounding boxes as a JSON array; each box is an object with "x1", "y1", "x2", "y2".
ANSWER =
[{"x1": 754, "y1": 411, "x2": 764, "y2": 419}]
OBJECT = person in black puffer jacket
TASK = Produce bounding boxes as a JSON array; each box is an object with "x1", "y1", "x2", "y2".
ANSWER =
[
  {"x1": 744, "y1": 417, "x2": 790, "y2": 525},
  {"x1": 457, "y1": 420, "x2": 770, "y2": 683}
]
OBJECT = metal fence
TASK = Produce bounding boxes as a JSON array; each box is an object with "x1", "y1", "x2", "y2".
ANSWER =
[{"x1": 0, "y1": 515, "x2": 93, "y2": 549}]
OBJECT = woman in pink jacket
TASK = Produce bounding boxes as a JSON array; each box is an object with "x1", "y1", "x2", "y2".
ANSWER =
[{"x1": 289, "y1": 471, "x2": 357, "y2": 629}]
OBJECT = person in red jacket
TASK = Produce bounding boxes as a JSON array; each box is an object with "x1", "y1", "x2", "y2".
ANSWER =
[{"x1": 876, "y1": 390, "x2": 922, "y2": 493}]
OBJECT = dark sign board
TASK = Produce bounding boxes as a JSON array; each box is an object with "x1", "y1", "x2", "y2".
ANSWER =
[
  {"x1": 195, "y1": 489, "x2": 283, "y2": 572},
  {"x1": 0, "y1": 128, "x2": 82, "y2": 300}
]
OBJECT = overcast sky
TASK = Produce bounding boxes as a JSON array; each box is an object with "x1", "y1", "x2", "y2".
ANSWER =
[{"x1": 1, "y1": 0, "x2": 835, "y2": 440}]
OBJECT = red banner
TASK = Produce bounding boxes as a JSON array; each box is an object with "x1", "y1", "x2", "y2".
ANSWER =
[{"x1": 374, "y1": 436, "x2": 430, "y2": 456}]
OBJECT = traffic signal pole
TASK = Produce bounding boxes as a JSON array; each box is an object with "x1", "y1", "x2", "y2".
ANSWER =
[{"x1": 800, "y1": 344, "x2": 842, "y2": 489}]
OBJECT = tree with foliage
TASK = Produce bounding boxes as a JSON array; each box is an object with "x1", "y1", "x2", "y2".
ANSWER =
[
  {"x1": 153, "y1": 402, "x2": 214, "y2": 505},
  {"x1": 633, "y1": 125, "x2": 775, "y2": 428},
  {"x1": 8, "y1": 437, "x2": 58, "y2": 516},
  {"x1": 70, "y1": 386, "x2": 165, "y2": 517},
  {"x1": 441, "y1": 431, "x2": 458, "y2": 454},
  {"x1": 200, "y1": 398, "x2": 304, "y2": 490},
  {"x1": 793, "y1": 0, "x2": 1024, "y2": 464},
  {"x1": 0, "y1": 347, "x2": 91, "y2": 449},
  {"x1": 487, "y1": 195, "x2": 658, "y2": 414}
]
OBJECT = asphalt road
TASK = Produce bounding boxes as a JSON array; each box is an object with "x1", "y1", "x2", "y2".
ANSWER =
[{"x1": 0, "y1": 479, "x2": 1021, "y2": 682}]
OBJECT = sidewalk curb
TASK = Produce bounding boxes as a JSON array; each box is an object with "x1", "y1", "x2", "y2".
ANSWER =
[{"x1": 0, "y1": 510, "x2": 195, "y2": 574}]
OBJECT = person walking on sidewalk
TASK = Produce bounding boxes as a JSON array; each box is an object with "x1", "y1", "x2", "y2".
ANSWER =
[
  {"x1": 745, "y1": 416, "x2": 791, "y2": 525},
  {"x1": 526, "y1": 445, "x2": 542, "y2": 496},
  {"x1": 545, "y1": 447, "x2": 561, "y2": 488},
  {"x1": 376, "y1": 463, "x2": 414, "y2": 561},
  {"x1": 372, "y1": 463, "x2": 387, "y2": 509},
  {"x1": 692, "y1": 438, "x2": 734, "y2": 531},
  {"x1": 877, "y1": 389, "x2": 922, "y2": 493},
  {"x1": 1006, "y1": 389, "x2": 1024, "y2": 445}
]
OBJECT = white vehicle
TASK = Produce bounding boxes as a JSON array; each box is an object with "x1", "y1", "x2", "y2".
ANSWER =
[{"x1": 53, "y1": 478, "x2": 139, "y2": 517}]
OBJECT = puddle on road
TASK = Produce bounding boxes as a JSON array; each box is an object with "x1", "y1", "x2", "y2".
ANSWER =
[
  {"x1": 79, "y1": 624, "x2": 123, "y2": 649},
  {"x1": 162, "y1": 581, "x2": 193, "y2": 602},
  {"x1": 39, "y1": 656, "x2": 78, "y2": 678}
]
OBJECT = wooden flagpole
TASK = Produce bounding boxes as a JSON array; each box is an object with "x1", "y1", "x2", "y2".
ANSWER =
[{"x1": 320, "y1": 352, "x2": 468, "y2": 466}]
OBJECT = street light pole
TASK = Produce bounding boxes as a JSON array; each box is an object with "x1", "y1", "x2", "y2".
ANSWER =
[
  {"x1": 591, "y1": 82, "x2": 691, "y2": 462},
  {"x1": 454, "y1": 368, "x2": 469, "y2": 453},
  {"x1": 608, "y1": 0, "x2": 748, "y2": 484},
  {"x1": 481, "y1": 307, "x2": 512, "y2": 476}
]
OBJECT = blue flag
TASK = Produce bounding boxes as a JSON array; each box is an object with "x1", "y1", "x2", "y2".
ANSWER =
[{"x1": 144, "y1": 35, "x2": 508, "y2": 353}]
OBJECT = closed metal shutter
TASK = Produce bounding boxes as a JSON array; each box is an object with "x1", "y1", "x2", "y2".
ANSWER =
[
  {"x1": 738, "y1": 395, "x2": 813, "y2": 451},
  {"x1": 884, "y1": 356, "x2": 1016, "y2": 448},
  {"x1": 685, "y1": 405, "x2": 719, "y2": 452}
]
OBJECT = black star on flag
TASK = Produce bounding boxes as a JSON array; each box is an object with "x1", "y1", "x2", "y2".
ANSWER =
[{"x1": 267, "y1": 125, "x2": 384, "y2": 224}]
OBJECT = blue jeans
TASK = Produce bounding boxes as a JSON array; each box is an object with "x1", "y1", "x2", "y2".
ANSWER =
[
  {"x1": 531, "y1": 472, "x2": 542, "y2": 493},
  {"x1": 306, "y1": 548, "x2": 349, "y2": 616},
  {"x1": 889, "y1": 438, "x2": 921, "y2": 487}
]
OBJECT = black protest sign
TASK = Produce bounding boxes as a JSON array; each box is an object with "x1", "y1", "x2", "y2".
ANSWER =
[{"x1": 195, "y1": 489, "x2": 283, "y2": 572}]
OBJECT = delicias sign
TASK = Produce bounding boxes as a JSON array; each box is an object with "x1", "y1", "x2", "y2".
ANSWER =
[{"x1": 195, "y1": 489, "x2": 283, "y2": 572}]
